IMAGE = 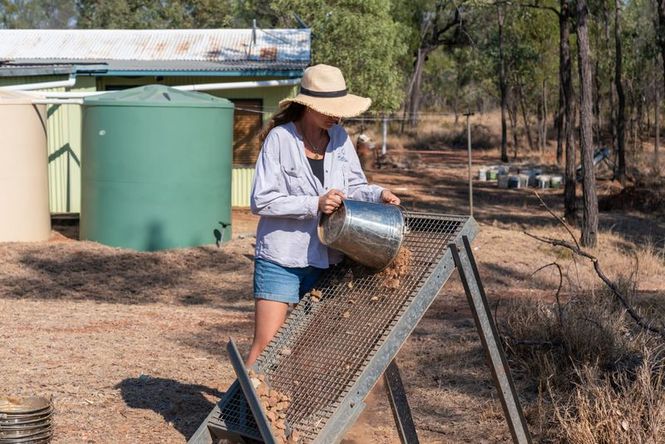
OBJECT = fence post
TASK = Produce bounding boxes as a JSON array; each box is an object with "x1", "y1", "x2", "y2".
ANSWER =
[
  {"x1": 464, "y1": 112, "x2": 474, "y2": 217},
  {"x1": 382, "y1": 115, "x2": 388, "y2": 156}
]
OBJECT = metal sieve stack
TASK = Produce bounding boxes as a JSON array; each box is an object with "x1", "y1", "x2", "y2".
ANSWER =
[{"x1": 0, "y1": 397, "x2": 53, "y2": 444}]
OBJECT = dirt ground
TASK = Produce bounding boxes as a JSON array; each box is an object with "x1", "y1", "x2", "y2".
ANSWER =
[{"x1": 2, "y1": 136, "x2": 664, "y2": 443}]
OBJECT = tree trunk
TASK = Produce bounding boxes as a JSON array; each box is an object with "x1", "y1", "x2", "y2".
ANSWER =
[
  {"x1": 656, "y1": 67, "x2": 661, "y2": 176},
  {"x1": 543, "y1": 79, "x2": 549, "y2": 150},
  {"x1": 401, "y1": 47, "x2": 427, "y2": 133},
  {"x1": 605, "y1": 8, "x2": 617, "y2": 159},
  {"x1": 615, "y1": 0, "x2": 627, "y2": 185},
  {"x1": 594, "y1": 52, "x2": 602, "y2": 145},
  {"x1": 508, "y1": 92, "x2": 519, "y2": 158},
  {"x1": 517, "y1": 79, "x2": 535, "y2": 151},
  {"x1": 634, "y1": 93, "x2": 644, "y2": 145},
  {"x1": 498, "y1": 4, "x2": 509, "y2": 162},
  {"x1": 404, "y1": 48, "x2": 430, "y2": 128},
  {"x1": 409, "y1": 49, "x2": 428, "y2": 127},
  {"x1": 556, "y1": 40, "x2": 565, "y2": 165},
  {"x1": 562, "y1": 0, "x2": 577, "y2": 222},
  {"x1": 454, "y1": 97, "x2": 460, "y2": 125},
  {"x1": 660, "y1": 1, "x2": 665, "y2": 172},
  {"x1": 647, "y1": 92, "x2": 652, "y2": 136},
  {"x1": 577, "y1": 0, "x2": 599, "y2": 248},
  {"x1": 537, "y1": 100, "x2": 544, "y2": 152}
]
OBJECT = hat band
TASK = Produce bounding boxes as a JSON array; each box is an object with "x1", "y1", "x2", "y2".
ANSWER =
[{"x1": 300, "y1": 86, "x2": 348, "y2": 98}]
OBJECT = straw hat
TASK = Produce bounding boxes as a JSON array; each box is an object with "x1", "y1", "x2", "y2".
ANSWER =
[{"x1": 279, "y1": 64, "x2": 371, "y2": 118}]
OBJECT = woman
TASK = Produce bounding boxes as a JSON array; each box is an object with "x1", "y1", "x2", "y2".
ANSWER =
[{"x1": 247, "y1": 64, "x2": 400, "y2": 365}]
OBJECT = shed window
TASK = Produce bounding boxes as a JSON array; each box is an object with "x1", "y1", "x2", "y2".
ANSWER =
[{"x1": 230, "y1": 99, "x2": 263, "y2": 167}]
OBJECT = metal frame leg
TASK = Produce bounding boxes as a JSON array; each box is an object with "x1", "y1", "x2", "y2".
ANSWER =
[
  {"x1": 188, "y1": 404, "x2": 219, "y2": 444},
  {"x1": 227, "y1": 338, "x2": 278, "y2": 444},
  {"x1": 187, "y1": 380, "x2": 262, "y2": 444},
  {"x1": 384, "y1": 360, "x2": 420, "y2": 444},
  {"x1": 449, "y1": 236, "x2": 532, "y2": 444}
]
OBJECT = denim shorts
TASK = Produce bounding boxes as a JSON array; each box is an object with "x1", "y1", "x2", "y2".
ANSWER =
[{"x1": 253, "y1": 258, "x2": 324, "y2": 304}]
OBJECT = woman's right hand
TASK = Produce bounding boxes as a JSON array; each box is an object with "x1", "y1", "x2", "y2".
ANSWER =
[{"x1": 319, "y1": 189, "x2": 346, "y2": 214}]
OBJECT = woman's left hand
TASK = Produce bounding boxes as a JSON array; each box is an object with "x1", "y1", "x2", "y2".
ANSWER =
[{"x1": 381, "y1": 189, "x2": 401, "y2": 205}]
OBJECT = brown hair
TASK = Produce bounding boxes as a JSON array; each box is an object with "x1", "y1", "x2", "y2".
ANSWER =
[{"x1": 258, "y1": 102, "x2": 306, "y2": 144}]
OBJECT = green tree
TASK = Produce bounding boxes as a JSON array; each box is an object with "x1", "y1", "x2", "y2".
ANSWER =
[
  {"x1": 394, "y1": 0, "x2": 470, "y2": 125},
  {"x1": 76, "y1": 0, "x2": 233, "y2": 29},
  {"x1": 1, "y1": 0, "x2": 76, "y2": 28},
  {"x1": 258, "y1": 0, "x2": 410, "y2": 112}
]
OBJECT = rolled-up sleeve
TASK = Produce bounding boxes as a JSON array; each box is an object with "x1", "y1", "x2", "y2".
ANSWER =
[
  {"x1": 343, "y1": 137, "x2": 384, "y2": 202},
  {"x1": 250, "y1": 133, "x2": 319, "y2": 219}
]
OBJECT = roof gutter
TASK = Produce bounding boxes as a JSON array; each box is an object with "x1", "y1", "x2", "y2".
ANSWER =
[
  {"x1": 24, "y1": 78, "x2": 302, "y2": 99},
  {"x1": 175, "y1": 78, "x2": 301, "y2": 92},
  {"x1": 0, "y1": 72, "x2": 76, "y2": 91}
]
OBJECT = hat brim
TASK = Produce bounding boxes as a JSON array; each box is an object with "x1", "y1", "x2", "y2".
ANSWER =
[{"x1": 278, "y1": 93, "x2": 371, "y2": 118}]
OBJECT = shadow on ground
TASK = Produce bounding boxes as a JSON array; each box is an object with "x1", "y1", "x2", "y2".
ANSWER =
[
  {"x1": 0, "y1": 239, "x2": 255, "y2": 308},
  {"x1": 116, "y1": 376, "x2": 222, "y2": 440}
]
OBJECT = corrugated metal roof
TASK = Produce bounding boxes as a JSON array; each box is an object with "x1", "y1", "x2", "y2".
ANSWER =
[
  {"x1": 0, "y1": 64, "x2": 75, "y2": 77},
  {"x1": 0, "y1": 29, "x2": 310, "y2": 73}
]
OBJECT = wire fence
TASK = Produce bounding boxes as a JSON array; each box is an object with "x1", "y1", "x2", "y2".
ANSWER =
[{"x1": 233, "y1": 104, "x2": 459, "y2": 122}]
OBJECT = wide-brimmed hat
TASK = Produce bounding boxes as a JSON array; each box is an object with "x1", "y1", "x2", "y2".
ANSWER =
[{"x1": 278, "y1": 64, "x2": 371, "y2": 118}]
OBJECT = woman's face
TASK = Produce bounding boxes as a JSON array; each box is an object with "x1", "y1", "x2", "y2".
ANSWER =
[{"x1": 306, "y1": 108, "x2": 340, "y2": 130}]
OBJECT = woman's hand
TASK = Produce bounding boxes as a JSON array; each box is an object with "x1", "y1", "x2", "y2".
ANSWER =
[
  {"x1": 319, "y1": 189, "x2": 346, "y2": 214},
  {"x1": 381, "y1": 189, "x2": 401, "y2": 205}
]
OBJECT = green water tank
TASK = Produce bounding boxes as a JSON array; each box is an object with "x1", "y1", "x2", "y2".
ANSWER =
[{"x1": 81, "y1": 85, "x2": 234, "y2": 251}]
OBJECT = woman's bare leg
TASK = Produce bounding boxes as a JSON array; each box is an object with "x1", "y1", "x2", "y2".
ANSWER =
[{"x1": 246, "y1": 299, "x2": 289, "y2": 366}]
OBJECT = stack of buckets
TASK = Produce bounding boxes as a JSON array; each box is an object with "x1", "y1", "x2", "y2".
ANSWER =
[{"x1": 479, "y1": 166, "x2": 563, "y2": 190}]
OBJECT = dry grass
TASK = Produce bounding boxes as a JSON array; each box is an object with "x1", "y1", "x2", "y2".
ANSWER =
[
  {"x1": 502, "y1": 259, "x2": 665, "y2": 443},
  {"x1": 553, "y1": 350, "x2": 665, "y2": 444}
]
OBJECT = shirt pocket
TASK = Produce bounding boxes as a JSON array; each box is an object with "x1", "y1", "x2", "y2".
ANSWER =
[
  {"x1": 326, "y1": 162, "x2": 349, "y2": 195},
  {"x1": 342, "y1": 165, "x2": 349, "y2": 195},
  {"x1": 281, "y1": 164, "x2": 308, "y2": 195}
]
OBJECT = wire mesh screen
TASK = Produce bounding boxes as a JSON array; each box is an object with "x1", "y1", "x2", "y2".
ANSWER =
[{"x1": 212, "y1": 213, "x2": 472, "y2": 442}]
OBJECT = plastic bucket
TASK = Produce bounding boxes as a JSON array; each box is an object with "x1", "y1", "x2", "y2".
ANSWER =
[
  {"x1": 478, "y1": 167, "x2": 488, "y2": 181},
  {"x1": 550, "y1": 175, "x2": 563, "y2": 188},
  {"x1": 318, "y1": 200, "x2": 405, "y2": 270},
  {"x1": 518, "y1": 174, "x2": 530, "y2": 188},
  {"x1": 508, "y1": 175, "x2": 520, "y2": 188},
  {"x1": 536, "y1": 175, "x2": 551, "y2": 189}
]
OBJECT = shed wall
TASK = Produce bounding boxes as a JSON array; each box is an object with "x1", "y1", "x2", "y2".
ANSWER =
[{"x1": 0, "y1": 75, "x2": 296, "y2": 211}]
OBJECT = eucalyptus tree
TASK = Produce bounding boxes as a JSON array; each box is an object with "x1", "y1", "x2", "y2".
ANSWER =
[
  {"x1": 560, "y1": 0, "x2": 577, "y2": 222},
  {"x1": 498, "y1": 2, "x2": 509, "y2": 161},
  {"x1": 624, "y1": 0, "x2": 661, "y2": 175},
  {"x1": 394, "y1": 0, "x2": 471, "y2": 126},
  {"x1": 577, "y1": 0, "x2": 599, "y2": 247},
  {"x1": 614, "y1": 0, "x2": 627, "y2": 184}
]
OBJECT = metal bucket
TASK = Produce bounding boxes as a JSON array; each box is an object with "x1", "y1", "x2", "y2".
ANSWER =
[{"x1": 318, "y1": 199, "x2": 405, "y2": 270}]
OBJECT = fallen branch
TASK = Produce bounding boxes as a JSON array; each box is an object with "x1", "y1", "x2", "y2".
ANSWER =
[{"x1": 524, "y1": 231, "x2": 665, "y2": 339}]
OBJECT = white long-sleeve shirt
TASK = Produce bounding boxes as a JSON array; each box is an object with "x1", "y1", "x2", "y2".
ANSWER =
[{"x1": 250, "y1": 122, "x2": 384, "y2": 268}]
